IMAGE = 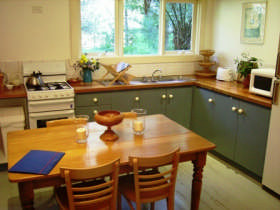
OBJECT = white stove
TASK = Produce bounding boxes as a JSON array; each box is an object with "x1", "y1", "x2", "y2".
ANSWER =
[
  {"x1": 23, "y1": 61, "x2": 75, "y2": 129},
  {"x1": 26, "y1": 82, "x2": 74, "y2": 101}
]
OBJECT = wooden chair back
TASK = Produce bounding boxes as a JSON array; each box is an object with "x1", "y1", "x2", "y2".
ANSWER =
[
  {"x1": 129, "y1": 148, "x2": 180, "y2": 207},
  {"x1": 46, "y1": 118, "x2": 88, "y2": 127},
  {"x1": 60, "y1": 158, "x2": 120, "y2": 210}
]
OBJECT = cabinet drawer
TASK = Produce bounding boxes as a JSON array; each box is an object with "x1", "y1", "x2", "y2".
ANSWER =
[
  {"x1": 75, "y1": 105, "x2": 112, "y2": 121},
  {"x1": 75, "y1": 92, "x2": 112, "y2": 107}
]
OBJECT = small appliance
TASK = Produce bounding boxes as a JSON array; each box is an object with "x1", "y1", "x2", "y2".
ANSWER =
[
  {"x1": 249, "y1": 68, "x2": 276, "y2": 98},
  {"x1": 216, "y1": 67, "x2": 234, "y2": 81}
]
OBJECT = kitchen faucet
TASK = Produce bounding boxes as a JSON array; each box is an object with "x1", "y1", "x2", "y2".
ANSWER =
[{"x1": 152, "y1": 69, "x2": 162, "y2": 81}]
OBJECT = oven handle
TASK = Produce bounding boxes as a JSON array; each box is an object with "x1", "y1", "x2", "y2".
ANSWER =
[
  {"x1": 29, "y1": 110, "x2": 74, "y2": 118},
  {"x1": 272, "y1": 80, "x2": 280, "y2": 105},
  {"x1": 29, "y1": 98, "x2": 74, "y2": 105}
]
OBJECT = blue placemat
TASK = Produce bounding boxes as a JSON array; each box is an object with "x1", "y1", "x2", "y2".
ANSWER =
[{"x1": 9, "y1": 150, "x2": 65, "y2": 175}]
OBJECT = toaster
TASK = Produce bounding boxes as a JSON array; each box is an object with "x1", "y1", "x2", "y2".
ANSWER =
[{"x1": 216, "y1": 67, "x2": 234, "y2": 81}]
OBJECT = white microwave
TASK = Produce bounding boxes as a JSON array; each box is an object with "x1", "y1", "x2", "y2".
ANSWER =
[{"x1": 249, "y1": 68, "x2": 276, "y2": 98}]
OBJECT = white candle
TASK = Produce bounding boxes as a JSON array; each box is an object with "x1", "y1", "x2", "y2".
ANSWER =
[
  {"x1": 133, "y1": 120, "x2": 144, "y2": 132},
  {"x1": 76, "y1": 127, "x2": 87, "y2": 140}
]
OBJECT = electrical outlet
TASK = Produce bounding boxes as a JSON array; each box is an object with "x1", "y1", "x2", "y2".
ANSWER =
[{"x1": 32, "y1": 6, "x2": 43, "y2": 14}]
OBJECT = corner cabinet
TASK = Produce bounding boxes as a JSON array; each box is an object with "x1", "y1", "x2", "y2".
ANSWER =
[{"x1": 191, "y1": 87, "x2": 271, "y2": 177}]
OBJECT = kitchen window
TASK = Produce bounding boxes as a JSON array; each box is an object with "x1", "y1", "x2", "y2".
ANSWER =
[{"x1": 75, "y1": 0, "x2": 200, "y2": 61}]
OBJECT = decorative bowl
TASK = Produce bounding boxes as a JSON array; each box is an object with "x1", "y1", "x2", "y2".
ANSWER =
[{"x1": 94, "y1": 110, "x2": 124, "y2": 141}]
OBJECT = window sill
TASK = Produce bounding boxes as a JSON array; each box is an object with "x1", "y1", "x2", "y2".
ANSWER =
[{"x1": 97, "y1": 54, "x2": 202, "y2": 64}]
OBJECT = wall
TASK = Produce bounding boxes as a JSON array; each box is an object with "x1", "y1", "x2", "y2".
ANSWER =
[
  {"x1": 0, "y1": 0, "x2": 70, "y2": 61},
  {"x1": 0, "y1": 0, "x2": 213, "y2": 81},
  {"x1": 211, "y1": 0, "x2": 280, "y2": 69}
]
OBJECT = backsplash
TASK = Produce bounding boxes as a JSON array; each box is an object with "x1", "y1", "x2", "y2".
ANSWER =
[
  {"x1": 66, "y1": 60, "x2": 199, "y2": 80},
  {"x1": 0, "y1": 61, "x2": 23, "y2": 84},
  {"x1": 0, "y1": 60, "x2": 199, "y2": 84}
]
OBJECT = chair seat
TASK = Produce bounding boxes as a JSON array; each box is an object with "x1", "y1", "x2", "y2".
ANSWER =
[{"x1": 55, "y1": 179, "x2": 109, "y2": 210}]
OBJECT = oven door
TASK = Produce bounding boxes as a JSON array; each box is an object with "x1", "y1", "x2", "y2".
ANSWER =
[{"x1": 29, "y1": 109, "x2": 75, "y2": 129}]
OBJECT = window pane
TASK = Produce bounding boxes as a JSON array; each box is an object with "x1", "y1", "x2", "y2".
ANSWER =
[
  {"x1": 165, "y1": 2, "x2": 193, "y2": 51},
  {"x1": 124, "y1": 0, "x2": 160, "y2": 55},
  {"x1": 80, "y1": 0, "x2": 115, "y2": 54}
]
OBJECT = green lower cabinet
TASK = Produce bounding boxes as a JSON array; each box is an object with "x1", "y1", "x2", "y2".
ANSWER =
[
  {"x1": 111, "y1": 87, "x2": 192, "y2": 128},
  {"x1": 191, "y1": 87, "x2": 270, "y2": 177},
  {"x1": 191, "y1": 87, "x2": 216, "y2": 139},
  {"x1": 212, "y1": 94, "x2": 238, "y2": 160},
  {"x1": 234, "y1": 100, "x2": 270, "y2": 177},
  {"x1": 75, "y1": 105, "x2": 112, "y2": 121},
  {"x1": 111, "y1": 90, "x2": 142, "y2": 112},
  {"x1": 165, "y1": 87, "x2": 192, "y2": 128}
]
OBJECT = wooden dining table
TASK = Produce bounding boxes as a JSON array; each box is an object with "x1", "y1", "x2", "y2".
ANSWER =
[{"x1": 7, "y1": 114, "x2": 215, "y2": 210}]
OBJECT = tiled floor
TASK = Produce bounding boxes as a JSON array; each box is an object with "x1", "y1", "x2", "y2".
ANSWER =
[{"x1": 1, "y1": 154, "x2": 280, "y2": 210}]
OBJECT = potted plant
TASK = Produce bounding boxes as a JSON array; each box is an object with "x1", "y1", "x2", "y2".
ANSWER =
[
  {"x1": 73, "y1": 54, "x2": 100, "y2": 83},
  {"x1": 234, "y1": 53, "x2": 262, "y2": 87}
]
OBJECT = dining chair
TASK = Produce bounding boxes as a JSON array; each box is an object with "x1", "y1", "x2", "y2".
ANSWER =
[
  {"x1": 46, "y1": 117, "x2": 88, "y2": 127},
  {"x1": 118, "y1": 148, "x2": 180, "y2": 210},
  {"x1": 55, "y1": 158, "x2": 120, "y2": 210}
]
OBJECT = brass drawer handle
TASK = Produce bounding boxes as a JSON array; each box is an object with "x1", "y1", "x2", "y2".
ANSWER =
[
  {"x1": 93, "y1": 110, "x2": 98, "y2": 115},
  {"x1": 237, "y1": 108, "x2": 244, "y2": 115},
  {"x1": 169, "y1": 94, "x2": 174, "y2": 99},
  {"x1": 162, "y1": 94, "x2": 166, "y2": 99},
  {"x1": 93, "y1": 98, "x2": 98, "y2": 103},
  {"x1": 208, "y1": 98, "x2": 214, "y2": 103},
  {"x1": 232, "y1": 106, "x2": 237, "y2": 112},
  {"x1": 135, "y1": 96, "x2": 140, "y2": 101}
]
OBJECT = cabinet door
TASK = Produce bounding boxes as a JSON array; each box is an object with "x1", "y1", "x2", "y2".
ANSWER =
[
  {"x1": 166, "y1": 87, "x2": 192, "y2": 128},
  {"x1": 75, "y1": 92, "x2": 111, "y2": 107},
  {"x1": 111, "y1": 90, "x2": 141, "y2": 112},
  {"x1": 191, "y1": 88, "x2": 216, "y2": 140},
  {"x1": 140, "y1": 88, "x2": 165, "y2": 115},
  {"x1": 75, "y1": 105, "x2": 112, "y2": 121},
  {"x1": 235, "y1": 101, "x2": 270, "y2": 177},
  {"x1": 212, "y1": 94, "x2": 238, "y2": 159}
]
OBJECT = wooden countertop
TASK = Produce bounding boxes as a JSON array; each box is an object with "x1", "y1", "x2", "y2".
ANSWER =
[
  {"x1": 0, "y1": 78, "x2": 272, "y2": 108},
  {"x1": 70, "y1": 77, "x2": 272, "y2": 108},
  {"x1": 0, "y1": 85, "x2": 26, "y2": 99}
]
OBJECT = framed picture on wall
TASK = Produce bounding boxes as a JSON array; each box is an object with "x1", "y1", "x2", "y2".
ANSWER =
[{"x1": 240, "y1": 1, "x2": 266, "y2": 44}]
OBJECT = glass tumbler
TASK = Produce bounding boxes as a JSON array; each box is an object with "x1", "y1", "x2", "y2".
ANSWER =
[
  {"x1": 131, "y1": 108, "x2": 147, "y2": 135},
  {"x1": 76, "y1": 124, "x2": 89, "y2": 143}
]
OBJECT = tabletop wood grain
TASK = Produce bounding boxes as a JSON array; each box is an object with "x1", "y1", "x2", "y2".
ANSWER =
[{"x1": 8, "y1": 114, "x2": 215, "y2": 182}]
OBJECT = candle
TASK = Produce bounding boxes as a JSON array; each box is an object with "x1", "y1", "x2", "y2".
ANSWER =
[
  {"x1": 76, "y1": 127, "x2": 87, "y2": 140},
  {"x1": 133, "y1": 120, "x2": 144, "y2": 132}
]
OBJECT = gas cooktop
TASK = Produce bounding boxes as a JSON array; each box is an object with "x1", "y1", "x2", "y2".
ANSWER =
[{"x1": 26, "y1": 82, "x2": 72, "y2": 91}]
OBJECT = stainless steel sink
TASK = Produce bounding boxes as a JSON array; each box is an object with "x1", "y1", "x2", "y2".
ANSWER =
[{"x1": 130, "y1": 75, "x2": 196, "y2": 84}]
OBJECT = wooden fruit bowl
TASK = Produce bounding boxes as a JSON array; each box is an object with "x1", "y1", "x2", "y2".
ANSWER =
[{"x1": 94, "y1": 110, "x2": 124, "y2": 141}]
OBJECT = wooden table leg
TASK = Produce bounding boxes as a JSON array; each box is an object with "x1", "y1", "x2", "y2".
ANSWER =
[
  {"x1": 18, "y1": 182, "x2": 34, "y2": 210},
  {"x1": 191, "y1": 152, "x2": 207, "y2": 210}
]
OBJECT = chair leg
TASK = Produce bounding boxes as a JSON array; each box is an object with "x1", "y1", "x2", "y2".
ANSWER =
[
  {"x1": 151, "y1": 202, "x2": 155, "y2": 210},
  {"x1": 167, "y1": 196, "x2": 174, "y2": 210},
  {"x1": 136, "y1": 202, "x2": 141, "y2": 210},
  {"x1": 118, "y1": 192, "x2": 122, "y2": 210}
]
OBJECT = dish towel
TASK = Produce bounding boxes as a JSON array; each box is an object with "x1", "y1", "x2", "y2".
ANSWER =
[{"x1": 9, "y1": 150, "x2": 65, "y2": 175}]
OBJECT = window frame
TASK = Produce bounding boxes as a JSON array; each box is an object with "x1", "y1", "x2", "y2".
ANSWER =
[{"x1": 71, "y1": 0, "x2": 202, "y2": 64}]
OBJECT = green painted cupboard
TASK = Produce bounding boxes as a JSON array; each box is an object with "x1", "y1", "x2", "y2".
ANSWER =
[{"x1": 191, "y1": 87, "x2": 270, "y2": 177}]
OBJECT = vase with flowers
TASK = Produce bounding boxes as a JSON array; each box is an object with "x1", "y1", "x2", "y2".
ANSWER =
[
  {"x1": 73, "y1": 54, "x2": 100, "y2": 83},
  {"x1": 234, "y1": 52, "x2": 262, "y2": 87}
]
